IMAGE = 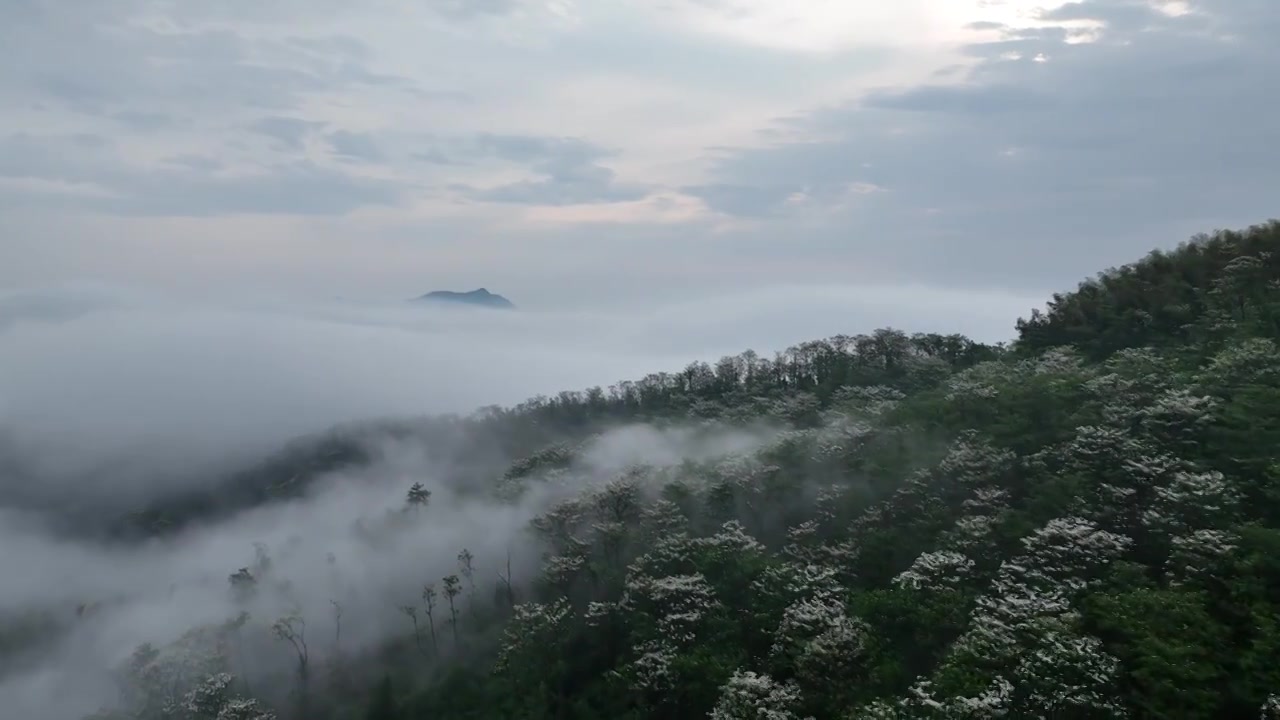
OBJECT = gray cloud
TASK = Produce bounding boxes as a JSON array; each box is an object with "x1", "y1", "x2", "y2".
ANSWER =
[
  {"x1": 450, "y1": 134, "x2": 649, "y2": 205},
  {"x1": 428, "y1": 0, "x2": 524, "y2": 19},
  {"x1": 0, "y1": 282, "x2": 1031, "y2": 507},
  {"x1": 0, "y1": 3, "x2": 423, "y2": 116},
  {"x1": 0, "y1": 414, "x2": 781, "y2": 719},
  {"x1": 1035, "y1": 0, "x2": 1206, "y2": 30},
  {"x1": 328, "y1": 130, "x2": 384, "y2": 162},
  {"x1": 109, "y1": 110, "x2": 176, "y2": 131},
  {"x1": 0, "y1": 133, "x2": 401, "y2": 216},
  {"x1": 682, "y1": 183, "x2": 791, "y2": 217},
  {"x1": 0, "y1": 1, "x2": 439, "y2": 216},
  {"x1": 3, "y1": 0, "x2": 1278, "y2": 315},
  {"x1": 0, "y1": 277, "x2": 1027, "y2": 720},
  {"x1": 686, "y1": 0, "x2": 1280, "y2": 291},
  {"x1": 860, "y1": 83, "x2": 1051, "y2": 114},
  {"x1": 250, "y1": 116, "x2": 323, "y2": 151}
]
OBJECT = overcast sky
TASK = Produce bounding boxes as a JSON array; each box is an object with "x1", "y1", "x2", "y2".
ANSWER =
[
  {"x1": 1, "y1": 11, "x2": 1277, "y2": 709},
  {"x1": 2, "y1": 0, "x2": 1277, "y2": 311}
]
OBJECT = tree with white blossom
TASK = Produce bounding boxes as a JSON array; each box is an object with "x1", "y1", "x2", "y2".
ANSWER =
[{"x1": 708, "y1": 670, "x2": 806, "y2": 720}]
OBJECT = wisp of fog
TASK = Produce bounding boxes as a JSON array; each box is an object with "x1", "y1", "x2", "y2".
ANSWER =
[{"x1": 0, "y1": 282, "x2": 1028, "y2": 718}]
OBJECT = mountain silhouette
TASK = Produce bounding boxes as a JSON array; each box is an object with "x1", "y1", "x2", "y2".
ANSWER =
[{"x1": 411, "y1": 288, "x2": 515, "y2": 309}]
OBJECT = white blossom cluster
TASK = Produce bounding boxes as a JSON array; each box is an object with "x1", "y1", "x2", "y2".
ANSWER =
[
  {"x1": 1035, "y1": 425, "x2": 1198, "y2": 530},
  {"x1": 912, "y1": 610, "x2": 1125, "y2": 718},
  {"x1": 1047, "y1": 425, "x2": 1153, "y2": 480},
  {"x1": 713, "y1": 454, "x2": 779, "y2": 488},
  {"x1": 893, "y1": 550, "x2": 975, "y2": 591},
  {"x1": 902, "y1": 675, "x2": 1014, "y2": 717},
  {"x1": 621, "y1": 572, "x2": 719, "y2": 640},
  {"x1": 995, "y1": 616, "x2": 1122, "y2": 716},
  {"x1": 751, "y1": 562, "x2": 844, "y2": 614},
  {"x1": 770, "y1": 592, "x2": 870, "y2": 687},
  {"x1": 1103, "y1": 347, "x2": 1178, "y2": 383},
  {"x1": 832, "y1": 384, "x2": 906, "y2": 416},
  {"x1": 641, "y1": 498, "x2": 687, "y2": 538},
  {"x1": 769, "y1": 421, "x2": 870, "y2": 465},
  {"x1": 584, "y1": 600, "x2": 618, "y2": 628},
  {"x1": 494, "y1": 599, "x2": 572, "y2": 674},
  {"x1": 943, "y1": 375, "x2": 1000, "y2": 402},
  {"x1": 962, "y1": 488, "x2": 1009, "y2": 515},
  {"x1": 782, "y1": 521, "x2": 821, "y2": 563},
  {"x1": 849, "y1": 471, "x2": 945, "y2": 542},
  {"x1": 868, "y1": 432, "x2": 1020, "y2": 549},
  {"x1": 821, "y1": 414, "x2": 875, "y2": 445},
  {"x1": 590, "y1": 519, "x2": 628, "y2": 550},
  {"x1": 1167, "y1": 529, "x2": 1239, "y2": 585},
  {"x1": 530, "y1": 497, "x2": 587, "y2": 553},
  {"x1": 1031, "y1": 346, "x2": 1085, "y2": 376},
  {"x1": 936, "y1": 432, "x2": 1017, "y2": 490},
  {"x1": 810, "y1": 436, "x2": 849, "y2": 464},
  {"x1": 588, "y1": 476, "x2": 644, "y2": 525},
  {"x1": 903, "y1": 518, "x2": 1130, "y2": 717},
  {"x1": 625, "y1": 532, "x2": 699, "y2": 580},
  {"x1": 1143, "y1": 470, "x2": 1241, "y2": 534},
  {"x1": 1261, "y1": 694, "x2": 1280, "y2": 720},
  {"x1": 1085, "y1": 373, "x2": 1149, "y2": 427},
  {"x1": 846, "y1": 699, "x2": 906, "y2": 719},
  {"x1": 944, "y1": 487, "x2": 1010, "y2": 551},
  {"x1": 943, "y1": 362, "x2": 1007, "y2": 402},
  {"x1": 708, "y1": 670, "x2": 806, "y2": 720},
  {"x1": 1138, "y1": 388, "x2": 1219, "y2": 446},
  {"x1": 174, "y1": 673, "x2": 276, "y2": 720},
  {"x1": 695, "y1": 519, "x2": 768, "y2": 559},
  {"x1": 813, "y1": 484, "x2": 847, "y2": 525},
  {"x1": 769, "y1": 592, "x2": 844, "y2": 659},
  {"x1": 1199, "y1": 338, "x2": 1280, "y2": 388},
  {"x1": 1007, "y1": 614, "x2": 1124, "y2": 716},
  {"x1": 1018, "y1": 517, "x2": 1133, "y2": 587},
  {"x1": 213, "y1": 698, "x2": 277, "y2": 720},
  {"x1": 782, "y1": 519, "x2": 858, "y2": 570},
  {"x1": 114, "y1": 625, "x2": 235, "y2": 719},
  {"x1": 616, "y1": 638, "x2": 680, "y2": 693},
  {"x1": 494, "y1": 464, "x2": 577, "y2": 503},
  {"x1": 614, "y1": 565, "x2": 723, "y2": 692},
  {"x1": 539, "y1": 549, "x2": 588, "y2": 592},
  {"x1": 1080, "y1": 345, "x2": 1177, "y2": 422},
  {"x1": 944, "y1": 514, "x2": 1001, "y2": 551}
]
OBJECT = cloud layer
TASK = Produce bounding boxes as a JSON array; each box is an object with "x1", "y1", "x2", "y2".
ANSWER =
[
  {"x1": 0, "y1": 419, "x2": 777, "y2": 720},
  {"x1": 6, "y1": 4, "x2": 1275, "y2": 717},
  {"x1": 0, "y1": 282, "x2": 1032, "y2": 497},
  {"x1": 3, "y1": 1, "x2": 1277, "y2": 305}
]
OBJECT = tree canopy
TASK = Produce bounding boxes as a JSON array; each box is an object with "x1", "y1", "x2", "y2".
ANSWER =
[{"x1": 8, "y1": 221, "x2": 1280, "y2": 720}]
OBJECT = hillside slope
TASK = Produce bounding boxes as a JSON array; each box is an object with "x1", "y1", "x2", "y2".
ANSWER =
[{"x1": 37, "y1": 222, "x2": 1280, "y2": 720}]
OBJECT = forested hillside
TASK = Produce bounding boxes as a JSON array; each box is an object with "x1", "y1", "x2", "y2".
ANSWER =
[{"x1": 8, "y1": 222, "x2": 1280, "y2": 719}]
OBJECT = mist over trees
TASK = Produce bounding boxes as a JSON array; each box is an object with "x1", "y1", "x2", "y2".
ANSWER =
[{"x1": 3, "y1": 221, "x2": 1280, "y2": 719}]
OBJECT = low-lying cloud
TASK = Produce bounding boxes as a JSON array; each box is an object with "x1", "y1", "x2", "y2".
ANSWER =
[
  {"x1": 0, "y1": 282, "x2": 1033, "y2": 503},
  {"x1": 0, "y1": 415, "x2": 781, "y2": 720},
  {"x1": 0, "y1": 279, "x2": 1036, "y2": 717}
]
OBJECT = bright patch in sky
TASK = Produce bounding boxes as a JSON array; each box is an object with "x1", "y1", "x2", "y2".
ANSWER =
[
  {"x1": 0, "y1": 0, "x2": 1276, "y2": 313},
  {"x1": 638, "y1": 0, "x2": 1078, "y2": 52}
]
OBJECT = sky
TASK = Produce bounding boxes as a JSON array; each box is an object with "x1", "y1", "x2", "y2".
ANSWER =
[
  {"x1": 1, "y1": 0, "x2": 1279, "y2": 475},
  {"x1": 1, "y1": 5, "x2": 1278, "y2": 714},
  {"x1": 3, "y1": 0, "x2": 1277, "y2": 311}
]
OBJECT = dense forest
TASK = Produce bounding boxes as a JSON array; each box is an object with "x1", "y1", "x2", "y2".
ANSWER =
[{"x1": 5, "y1": 221, "x2": 1280, "y2": 719}]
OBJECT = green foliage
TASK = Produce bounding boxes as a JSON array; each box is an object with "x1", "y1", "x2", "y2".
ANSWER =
[
  {"x1": 1084, "y1": 588, "x2": 1229, "y2": 718},
  {"x1": 1015, "y1": 220, "x2": 1280, "y2": 359},
  {"x1": 57, "y1": 221, "x2": 1280, "y2": 720},
  {"x1": 364, "y1": 675, "x2": 397, "y2": 720}
]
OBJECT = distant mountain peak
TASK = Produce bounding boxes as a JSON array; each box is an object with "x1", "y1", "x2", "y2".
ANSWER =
[{"x1": 412, "y1": 288, "x2": 515, "y2": 309}]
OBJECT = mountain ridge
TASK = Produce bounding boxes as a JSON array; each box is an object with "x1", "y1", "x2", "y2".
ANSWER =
[{"x1": 411, "y1": 288, "x2": 515, "y2": 309}]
